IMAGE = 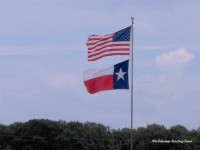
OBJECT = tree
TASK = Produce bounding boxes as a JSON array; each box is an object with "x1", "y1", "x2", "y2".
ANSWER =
[{"x1": 0, "y1": 120, "x2": 199, "y2": 150}]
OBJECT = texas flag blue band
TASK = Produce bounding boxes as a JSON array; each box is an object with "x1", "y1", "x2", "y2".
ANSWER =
[{"x1": 113, "y1": 60, "x2": 129, "y2": 89}]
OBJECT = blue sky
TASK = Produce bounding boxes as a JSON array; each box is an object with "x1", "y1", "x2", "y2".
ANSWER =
[{"x1": 0, "y1": 0, "x2": 200, "y2": 130}]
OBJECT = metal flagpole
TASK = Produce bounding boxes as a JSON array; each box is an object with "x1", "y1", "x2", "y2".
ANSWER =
[{"x1": 130, "y1": 17, "x2": 134, "y2": 150}]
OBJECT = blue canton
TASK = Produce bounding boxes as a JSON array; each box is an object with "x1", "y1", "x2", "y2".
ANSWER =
[{"x1": 112, "y1": 26, "x2": 131, "y2": 42}]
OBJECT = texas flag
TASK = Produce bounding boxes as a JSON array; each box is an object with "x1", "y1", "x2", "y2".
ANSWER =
[{"x1": 83, "y1": 60, "x2": 129, "y2": 94}]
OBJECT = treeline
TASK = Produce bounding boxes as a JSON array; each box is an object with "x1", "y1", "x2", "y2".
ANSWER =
[{"x1": 0, "y1": 119, "x2": 200, "y2": 150}]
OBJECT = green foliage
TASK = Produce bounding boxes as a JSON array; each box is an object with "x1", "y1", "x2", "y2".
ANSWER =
[{"x1": 0, "y1": 120, "x2": 199, "y2": 150}]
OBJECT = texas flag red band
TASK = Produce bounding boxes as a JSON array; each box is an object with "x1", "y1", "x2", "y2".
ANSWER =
[{"x1": 83, "y1": 60, "x2": 129, "y2": 94}]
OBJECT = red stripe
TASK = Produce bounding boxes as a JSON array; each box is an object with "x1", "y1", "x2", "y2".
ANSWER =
[
  {"x1": 87, "y1": 35, "x2": 112, "y2": 42},
  {"x1": 87, "y1": 39, "x2": 112, "y2": 47},
  {"x1": 88, "y1": 53, "x2": 129, "y2": 61},
  {"x1": 88, "y1": 34, "x2": 114, "y2": 40},
  {"x1": 87, "y1": 40, "x2": 112, "y2": 49},
  {"x1": 88, "y1": 47, "x2": 129, "y2": 54},
  {"x1": 87, "y1": 37, "x2": 112, "y2": 42},
  {"x1": 84, "y1": 75, "x2": 113, "y2": 94},
  {"x1": 87, "y1": 34, "x2": 113, "y2": 41},
  {"x1": 88, "y1": 43, "x2": 130, "y2": 51},
  {"x1": 88, "y1": 49, "x2": 130, "y2": 57}
]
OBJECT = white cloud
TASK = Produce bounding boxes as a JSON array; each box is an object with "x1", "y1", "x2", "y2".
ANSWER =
[{"x1": 156, "y1": 49, "x2": 194, "y2": 66}]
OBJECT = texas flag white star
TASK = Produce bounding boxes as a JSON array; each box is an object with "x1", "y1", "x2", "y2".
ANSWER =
[{"x1": 115, "y1": 68, "x2": 126, "y2": 80}]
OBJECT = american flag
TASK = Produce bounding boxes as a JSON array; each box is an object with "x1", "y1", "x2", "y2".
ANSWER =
[{"x1": 86, "y1": 26, "x2": 131, "y2": 61}]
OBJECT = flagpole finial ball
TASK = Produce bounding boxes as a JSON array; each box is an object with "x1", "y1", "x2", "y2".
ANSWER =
[{"x1": 131, "y1": 17, "x2": 134, "y2": 24}]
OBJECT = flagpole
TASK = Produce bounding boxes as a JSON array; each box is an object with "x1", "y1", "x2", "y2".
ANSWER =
[{"x1": 130, "y1": 17, "x2": 134, "y2": 150}]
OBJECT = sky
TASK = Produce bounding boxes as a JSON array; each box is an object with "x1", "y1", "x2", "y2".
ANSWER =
[{"x1": 0, "y1": 0, "x2": 200, "y2": 130}]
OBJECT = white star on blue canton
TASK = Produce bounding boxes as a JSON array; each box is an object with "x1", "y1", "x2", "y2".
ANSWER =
[{"x1": 115, "y1": 68, "x2": 126, "y2": 80}]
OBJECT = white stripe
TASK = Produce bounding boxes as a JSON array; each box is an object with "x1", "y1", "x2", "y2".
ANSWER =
[
  {"x1": 87, "y1": 39, "x2": 112, "y2": 49},
  {"x1": 87, "y1": 38, "x2": 112, "y2": 48},
  {"x1": 83, "y1": 66, "x2": 114, "y2": 81},
  {"x1": 88, "y1": 41, "x2": 130, "y2": 52},
  {"x1": 86, "y1": 40, "x2": 99, "y2": 44},
  {"x1": 88, "y1": 34, "x2": 113, "y2": 40},
  {"x1": 88, "y1": 51, "x2": 130, "y2": 61},
  {"x1": 88, "y1": 46, "x2": 130, "y2": 56}
]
